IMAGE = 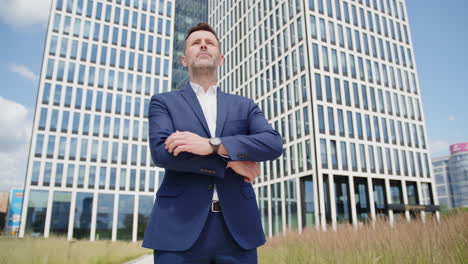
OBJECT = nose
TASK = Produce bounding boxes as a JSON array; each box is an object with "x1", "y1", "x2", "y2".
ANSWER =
[{"x1": 200, "y1": 40, "x2": 207, "y2": 50}]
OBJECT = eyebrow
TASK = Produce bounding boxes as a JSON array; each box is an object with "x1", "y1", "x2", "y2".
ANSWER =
[{"x1": 190, "y1": 38, "x2": 217, "y2": 44}]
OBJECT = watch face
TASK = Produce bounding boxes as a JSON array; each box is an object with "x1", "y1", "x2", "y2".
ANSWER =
[{"x1": 210, "y1": 137, "x2": 222, "y2": 145}]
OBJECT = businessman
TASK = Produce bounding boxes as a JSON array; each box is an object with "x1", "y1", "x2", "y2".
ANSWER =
[{"x1": 143, "y1": 23, "x2": 283, "y2": 264}]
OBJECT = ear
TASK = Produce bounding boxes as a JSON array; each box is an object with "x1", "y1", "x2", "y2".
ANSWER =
[
  {"x1": 181, "y1": 55, "x2": 188, "y2": 67},
  {"x1": 217, "y1": 54, "x2": 225, "y2": 66}
]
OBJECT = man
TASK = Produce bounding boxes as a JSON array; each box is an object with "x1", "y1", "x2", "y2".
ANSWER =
[{"x1": 143, "y1": 23, "x2": 282, "y2": 264}]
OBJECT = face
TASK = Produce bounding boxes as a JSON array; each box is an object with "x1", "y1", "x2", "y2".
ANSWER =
[{"x1": 182, "y1": 30, "x2": 224, "y2": 73}]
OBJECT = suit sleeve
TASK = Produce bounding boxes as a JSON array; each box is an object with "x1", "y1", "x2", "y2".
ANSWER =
[
  {"x1": 221, "y1": 99, "x2": 283, "y2": 162},
  {"x1": 148, "y1": 95, "x2": 227, "y2": 178}
]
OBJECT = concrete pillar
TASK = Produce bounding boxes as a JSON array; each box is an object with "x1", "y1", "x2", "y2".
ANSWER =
[
  {"x1": 401, "y1": 180, "x2": 411, "y2": 222},
  {"x1": 349, "y1": 175, "x2": 358, "y2": 229},
  {"x1": 329, "y1": 174, "x2": 337, "y2": 231},
  {"x1": 367, "y1": 177, "x2": 376, "y2": 227},
  {"x1": 384, "y1": 178, "x2": 394, "y2": 226}
]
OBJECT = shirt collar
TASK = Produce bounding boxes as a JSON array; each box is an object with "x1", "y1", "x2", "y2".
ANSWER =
[{"x1": 190, "y1": 81, "x2": 218, "y2": 96}]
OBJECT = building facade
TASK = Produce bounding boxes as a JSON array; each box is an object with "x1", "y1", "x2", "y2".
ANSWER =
[
  {"x1": 19, "y1": 0, "x2": 175, "y2": 241},
  {"x1": 209, "y1": 0, "x2": 438, "y2": 235},
  {"x1": 20, "y1": 0, "x2": 442, "y2": 242},
  {"x1": 432, "y1": 156, "x2": 451, "y2": 208},
  {"x1": 433, "y1": 142, "x2": 468, "y2": 209},
  {"x1": 171, "y1": 0, "x2": 208, "y2": 91}
]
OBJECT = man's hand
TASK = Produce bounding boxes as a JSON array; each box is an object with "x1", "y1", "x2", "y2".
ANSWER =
[
  {"x1": 227, "y1": 161, "x2": 259, "y2": 183},
  {"x1": 165, "y1": 131, "x2": 212, "y2": 156}
]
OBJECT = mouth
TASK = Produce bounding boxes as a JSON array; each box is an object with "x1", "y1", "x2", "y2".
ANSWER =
[{"x1": 198, "y1": 52, "x2": 211, "y2": 58}]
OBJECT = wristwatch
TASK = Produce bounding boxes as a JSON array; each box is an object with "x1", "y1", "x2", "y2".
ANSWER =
[{"x1": 209, "y1": 137, "x2": 222, "y2": 154}]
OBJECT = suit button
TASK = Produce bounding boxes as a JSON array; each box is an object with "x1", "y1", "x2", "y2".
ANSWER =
[{"x1": 207, "y1": 184, "x2": 214, "y2": 190}]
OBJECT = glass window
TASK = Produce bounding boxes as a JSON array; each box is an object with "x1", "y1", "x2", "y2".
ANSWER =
[
  {"x1": 69, "y1": 138, "x2": 77, "y2": 160},
  {"x1": 73, "y1": 18, "x2": 81, "y2": 37},
  {"x1": 117, "y1": 195, "x2": 134, "y2": 240},
  {"x1": 322, "y1": 46, "x2": 329, "y2": 71},
  {"x1": 48, "y1": 109, "x2": 58, "y2": 132},
  {"x1": 320, "y1": 139, "x2": 328, "y2": 168},
  {"x1": 25, "y1": 190, "x2": 48, "y2": 235},
  {"x1": 340, "y1": 142, "x2": 348, "y2": 170},
  {"x1": 73, "y1": 192, "x2": 93, "y2": 239},
  {"x1": 310, "y1": 16, "x2": 317, "y2": 39},
  {"x1": 97, "y1": 167, "x2": 105, "y2": 189},
  {"x1": 58, "y1": 136, "x2": 66, "y2": 159},
  {"x1": 62, "y1": 16, "x2": 71, "y2": 35},
  {"x1": 312, "y1": 44, "x2": 319, "y2": 69},
  {"x1": 77, "y1": 165, "x2": 85, "y2": 187},
  {"x1": 344, "y1": 81, "x2": 351, "y2": 107},
  {"x1": 137, "y1": 196, "x2": 153, "y2": 240},
  {"x1": 347, "y1": 111, "x2": 354, "y2": 138},
  {"x1": 325, "y1": 76, "x2": 332, "y2": 102},
  {"x1": 67, "y1": 62, "x2": 75, "y2": 83},
  {"x1": 53, "y1": 14, "x2": 62, "y2": 32},
  {"x1": 123, "y1": 119, "x2": 130, "y2": 139},
  {"x1": 38, "y1": 109, "x2": 47, "y2": 130},
  {"x1": 35, "y1": 134, "x2": 44, "y2": 157},
  {"x1": 318, "y1": 105, "x2": 325, "y2": 133},
  {"x1": 360, "y1": 144, "x2": 367, "y2": 171},
  {"x1": 369, "y1": 146, "x2": 375, "y2": 172},
  {"x1": 56, "y1": 61, "x2": 65, "y2": 81},
  {"x1": 95, "y1": 2, "x2": 103, "y2": 19},
  {"x1": 331, "y1": 140, "x2": 338, "y2": 169},
  {"x1": 96, "y1": 193, "x2": 114, "y2": 240},
  {"x1": 328, "y1": 107, "x2": 335, "y2": 135},
  {"x1": 350, "y1": 143, "x2": 357, "y2": 171},
  {"x1": 71, "y1": 112, "x2": 80, "y2": 134},
  {"x1": 104, "y1": 116, "x2": 111, "y2": 137},
  {"x1": 46, "y1": 59, "x2": 55, "y2": 79},
  {"x1": 356, "y1": 113, "x2": 363, "y2": 139}
]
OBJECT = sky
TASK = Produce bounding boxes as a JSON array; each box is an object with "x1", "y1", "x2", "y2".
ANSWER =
[{"x1": 0, "y1": 0, "x2": 467, "y2": 191}]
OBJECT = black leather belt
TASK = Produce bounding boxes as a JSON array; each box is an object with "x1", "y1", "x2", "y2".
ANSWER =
[{"x1": 211, "y1": 200, "x2": 221, "y2": 213}]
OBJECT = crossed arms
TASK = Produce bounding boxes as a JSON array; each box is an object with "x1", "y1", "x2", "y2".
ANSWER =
[{"x1": 148, "y1": 95, "x2": 283, "y2": 182}]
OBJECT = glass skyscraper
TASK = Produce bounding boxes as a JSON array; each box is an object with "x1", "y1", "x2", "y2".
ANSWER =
[
  {"x1": 19, "y1": 0, "x2": 175, "y2": 241},
  {"x1": 433, "y1": 142, "x2": 468, "y2": 209},
  {"x1": 210, "y1": 0, "x2": 439, "y2": 234},
  {"x1": 171, "y1": 0, "x2": 208, "y2": 91},
  {"x1": 20, "y1": 0, "x2": 441, "y2": 242}
]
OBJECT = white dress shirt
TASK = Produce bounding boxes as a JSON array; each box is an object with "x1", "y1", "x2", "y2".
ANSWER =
[{"x1": 190, "y1": 81, "x2": 220, "y2": 201}]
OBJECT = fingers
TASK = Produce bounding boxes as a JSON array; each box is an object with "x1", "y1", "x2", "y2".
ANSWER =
[
  {"x1": 165, "y1": 131, "x2": 192, "y2": 153},
  {"x1": 173, "y1": 145, "x2": 190, "y2": 156},
  {"x1": 167, "y1": 139, "x2": 187, "y2": 153},
  {"x1": 165, "y1": 131, "x2": 182, "y2": 149}
]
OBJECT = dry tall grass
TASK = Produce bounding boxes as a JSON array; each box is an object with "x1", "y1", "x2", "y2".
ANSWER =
[
  {"x1": 0, "y1": 236, "x2": 151, "y2": 264},
  {"x1": 259, "y1": 211, "x2": 468, "y2": 264},
  {"x1": 1, "y1": 211, "x2": 466, "y2": 264}
]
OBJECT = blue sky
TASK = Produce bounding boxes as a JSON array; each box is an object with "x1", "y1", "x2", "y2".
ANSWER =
[{"x1": 0, "y1": 0, "x2": 467, "y2": 191}]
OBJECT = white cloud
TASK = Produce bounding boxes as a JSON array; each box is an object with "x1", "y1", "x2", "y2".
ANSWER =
[
  {"x1": 430, "y1": 140, "x2": 450, "y2": 156},
  {"x1": 8, "y1": 63, "x2": 39, "y2": 83},
  {"x1": 0, "y1": 97, "x2": 33, "y2": 191},
  {"x1": 448, "y1": 115, "x2": 456, "y2": 121},
  {"x1": 0, "y1": 0, "x2": 52, "y2": 26}
]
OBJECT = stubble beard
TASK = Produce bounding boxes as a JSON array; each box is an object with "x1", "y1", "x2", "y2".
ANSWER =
[{"x1": 190, "y1": 59, "x2": 217, "y2": 77}]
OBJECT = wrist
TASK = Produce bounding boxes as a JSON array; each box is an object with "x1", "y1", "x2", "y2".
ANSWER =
[{"x1": 208, "y1": 137, "x2": 222, "y2": 154}]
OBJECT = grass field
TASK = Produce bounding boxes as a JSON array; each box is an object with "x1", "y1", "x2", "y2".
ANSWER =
[
  {"x1": 258, "y1": 209, "x2": 468, "y2": 264},
  {"x1": 0, "y1": 237, "x2": 151, "y2": 264},
  {"x1": 1, "y1": 210, "x2": 467, "y2": 264}
]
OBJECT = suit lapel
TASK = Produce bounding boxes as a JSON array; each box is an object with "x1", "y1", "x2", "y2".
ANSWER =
[
  {"x1": 215, "y1": 87, "x2": 228, "y2": 137},
  {"x1": 181, "y1": 82, "x2": 211, "y2": 137}
]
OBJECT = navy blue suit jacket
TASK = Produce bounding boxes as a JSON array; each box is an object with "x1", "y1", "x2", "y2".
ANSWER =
[{"x1": 142, "y1": 83, "x2": 282, "y2": 251}]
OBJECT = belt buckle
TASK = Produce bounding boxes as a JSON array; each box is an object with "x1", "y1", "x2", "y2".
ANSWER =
[{"x1": 211, "y1": 201, "x2": 221, "y2": 213}]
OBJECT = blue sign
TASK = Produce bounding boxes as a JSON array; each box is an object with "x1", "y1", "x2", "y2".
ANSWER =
[{"x1": 7, "y1": 189, "x2": 23, "y2": 229}]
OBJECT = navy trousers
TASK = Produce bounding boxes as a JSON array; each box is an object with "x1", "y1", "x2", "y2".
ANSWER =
[{"x1": 153, "y1": 211, "x2": 258, "y2": 264}]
